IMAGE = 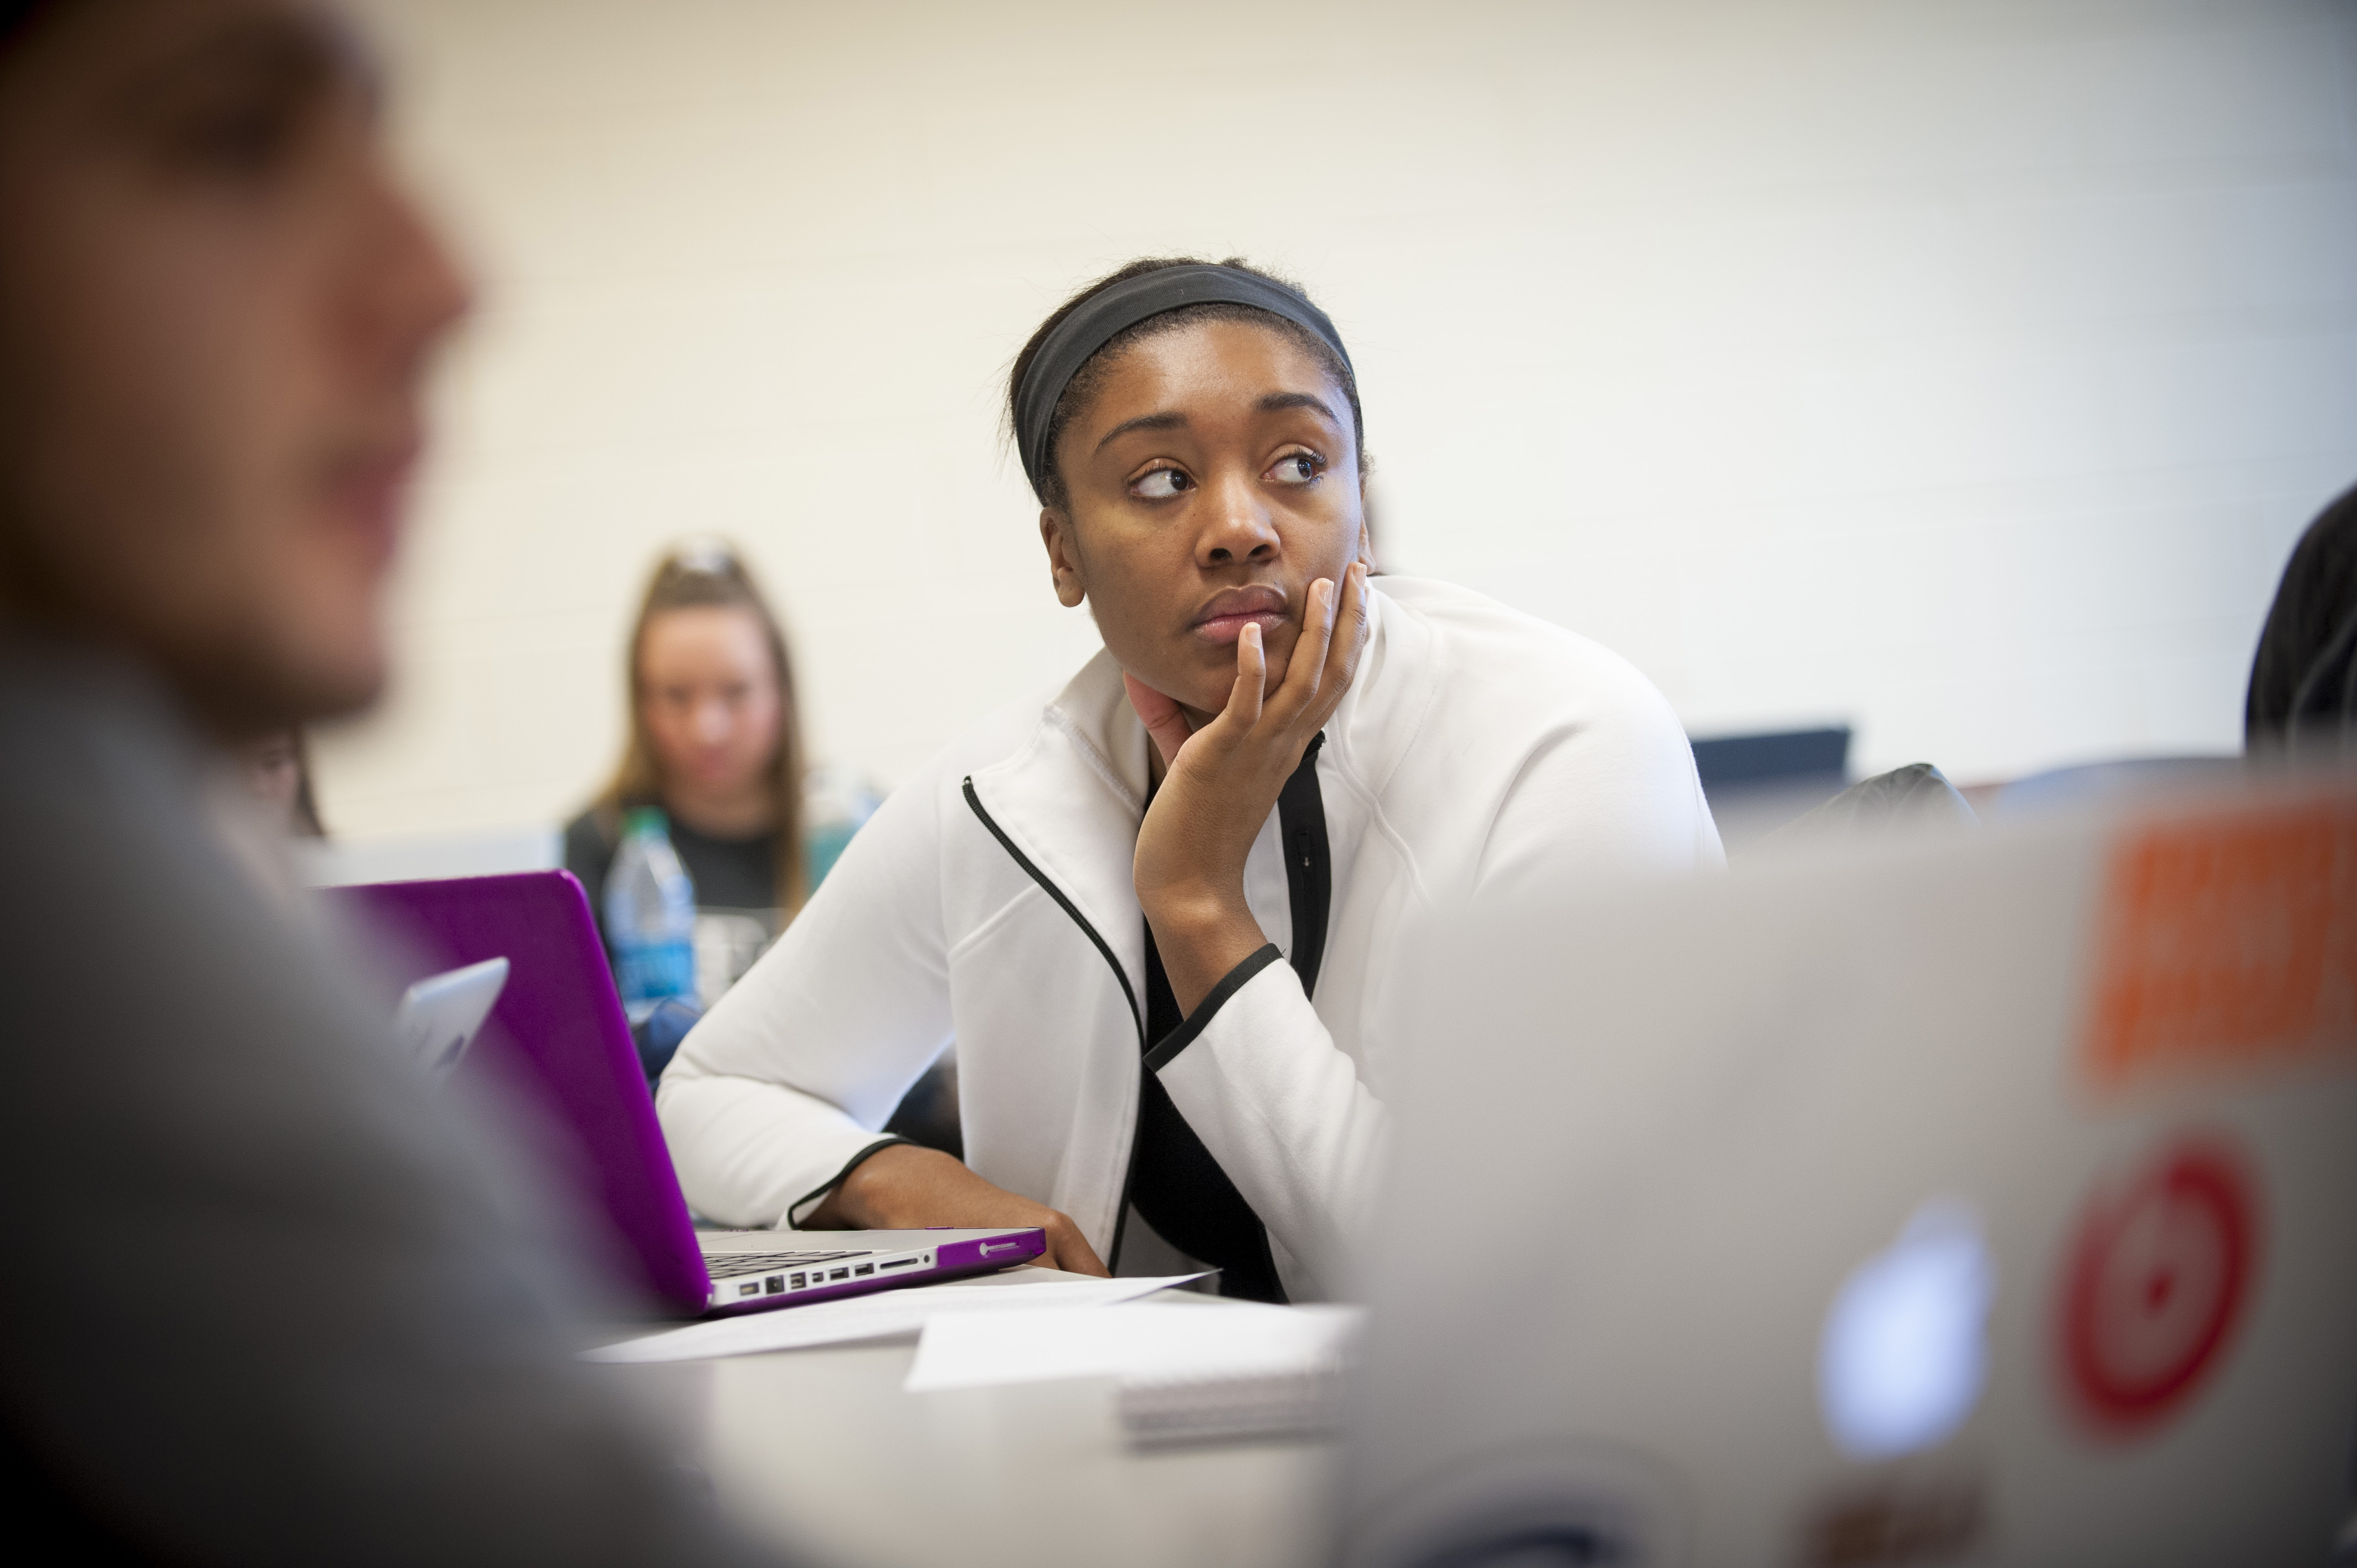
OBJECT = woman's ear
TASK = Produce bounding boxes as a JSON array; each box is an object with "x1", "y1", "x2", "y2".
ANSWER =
[{"x1": 1040, "y1": 509, "x2": 1088, "y2": 608}]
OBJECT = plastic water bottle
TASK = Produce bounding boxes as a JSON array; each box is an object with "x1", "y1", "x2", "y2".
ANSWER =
[{"x1": 604, "y1": 806, "x2": 697, "y2": 1023}]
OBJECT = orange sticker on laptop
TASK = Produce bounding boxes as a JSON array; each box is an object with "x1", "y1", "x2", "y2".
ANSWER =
[{"x1": 2082, "y1": 796, "x2": 2357, "y2": 1090}]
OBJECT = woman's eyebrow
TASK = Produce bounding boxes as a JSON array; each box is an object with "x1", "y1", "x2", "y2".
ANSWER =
[
  {"x1": 1259, "y1": 391, "x2": 1339, "y2": 421},
  {"x1": 1092, "y1": 392, "x2": 1339, "y2": 455},
  {"x1": 1093, "y1": 411, "x2": 1187, "y2": 453}
]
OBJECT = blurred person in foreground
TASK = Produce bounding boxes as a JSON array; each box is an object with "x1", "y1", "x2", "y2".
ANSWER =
[{"x1": 0, "y1": 2, "x2": 784, "y2": 1562}]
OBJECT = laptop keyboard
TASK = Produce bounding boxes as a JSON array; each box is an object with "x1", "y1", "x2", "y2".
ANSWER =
[{"x1": 703, "y1": 1249, "x2": 876, "y2": 1279}]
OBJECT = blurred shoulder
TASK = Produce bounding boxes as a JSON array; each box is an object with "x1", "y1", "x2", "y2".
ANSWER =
[
  {"x1": 559, "y1": 807, "x2": 611, "y2": 857},
  {"x1": 559, "y1": 807, "x2": 614, "y2": 881},
  {"x1": 0, "y1": 643, "x2": 210, "y2": 871}
]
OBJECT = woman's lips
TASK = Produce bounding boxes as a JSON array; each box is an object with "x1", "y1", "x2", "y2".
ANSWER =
[
  {"x1": 1191, "y1": 587, "x2": 1288, "y2": 646},
  {"x1": 1193, "y1": 609, "x2": 1286, "y2": 645}
]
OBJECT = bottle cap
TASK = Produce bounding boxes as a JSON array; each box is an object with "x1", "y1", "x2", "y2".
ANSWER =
[{"x1": 624, "y1": 805, "x2": 670, "y2": 836}]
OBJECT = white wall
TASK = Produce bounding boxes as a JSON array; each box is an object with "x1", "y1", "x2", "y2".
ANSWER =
[{"x1": 318, "y1": 0, "x2": 2357, "y2": 839}]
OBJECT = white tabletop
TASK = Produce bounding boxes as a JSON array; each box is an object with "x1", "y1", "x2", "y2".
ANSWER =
[{"x1": 596, "y1": 1275, "x2": 1337, "y2": 1567}]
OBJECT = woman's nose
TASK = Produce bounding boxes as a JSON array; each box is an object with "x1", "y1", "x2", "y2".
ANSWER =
[{"x1": 1197, "y1": 470, "x2": 1280, "y2": 566}]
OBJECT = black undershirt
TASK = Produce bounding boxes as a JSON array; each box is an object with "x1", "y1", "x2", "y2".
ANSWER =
[
  {"x1": 560, "y1": 806, "x2": 779, "y2": 966},
  {"x1": 1132, "y1": 734, "x2": 1330, "y2": 1303}
]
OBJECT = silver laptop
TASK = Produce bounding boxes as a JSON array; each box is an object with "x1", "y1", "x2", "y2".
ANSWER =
[{"x1": 1344, "y1": 772, "x2": 2357, "y2": 1566}]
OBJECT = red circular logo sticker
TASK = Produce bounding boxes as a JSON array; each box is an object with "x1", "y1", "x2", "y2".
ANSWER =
[{"x1": 2060, "y1": 1138, "x2": 2259, "y2": 1434}]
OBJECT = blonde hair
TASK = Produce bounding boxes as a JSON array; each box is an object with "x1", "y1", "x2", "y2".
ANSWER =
[{"x1": 590, "y1": 544, "x2": 807, "y2": 920}]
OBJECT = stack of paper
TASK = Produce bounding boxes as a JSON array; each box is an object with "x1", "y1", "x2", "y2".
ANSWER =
[
  {"x1": 905, "y1": 1300, "x2": 1365, "y2": 1445},
  {"x1": 586, "y1": 1272, "x2": 1206, "y2": 1364}
]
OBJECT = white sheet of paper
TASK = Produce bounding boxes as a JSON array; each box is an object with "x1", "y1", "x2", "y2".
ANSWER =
[
  {"x1": 903, "y1": 1300, "x2": 1364, "y2": 1392},
  {"x1": 585, "y1": 1271, "x2": 1207, "y2": 1364}
]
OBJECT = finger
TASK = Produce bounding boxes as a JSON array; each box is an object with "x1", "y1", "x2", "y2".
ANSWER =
[
  {"x1": 1218, "y1": 620, "x2": 1267, "y2": 731},
  {"x1": 1325, "y1": 561, "x2": 1372, "y2": 685},
  {"x1": 1124, "y1": 672, "x2": 1193, "y2": 768},
  {"x1": 1265, "y1": 575, "x2": 1338, "y2": 727},
  {"x1": 1304, "y1": 564, "x2": 1371, "y2": 733}
]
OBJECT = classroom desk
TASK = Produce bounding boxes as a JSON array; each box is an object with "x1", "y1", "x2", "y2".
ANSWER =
[{"x1": 595, "y1": 1280, "x2": 1339, "y2": 1568}]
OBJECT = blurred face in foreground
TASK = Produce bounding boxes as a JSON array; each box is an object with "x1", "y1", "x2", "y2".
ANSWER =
[
  {"x1": 637, "y1": 606, "x2": 783, "y2": 817},
  {"x1": 0, "y1": 0, "x2": 469, "y2": 737}
]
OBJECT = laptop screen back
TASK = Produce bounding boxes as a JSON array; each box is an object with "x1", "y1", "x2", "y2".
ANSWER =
[
  {"x1": 1346, "y1": 778, "x2": 2357, "y2": 1566},
  {"x1": 328, "y1": 871, "x2": 709, "y2": 1314}
]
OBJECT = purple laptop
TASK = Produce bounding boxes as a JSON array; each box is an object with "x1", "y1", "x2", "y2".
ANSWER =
[{"x1": 327, "y1": 870, "x2": 1043, "y2": 1317}]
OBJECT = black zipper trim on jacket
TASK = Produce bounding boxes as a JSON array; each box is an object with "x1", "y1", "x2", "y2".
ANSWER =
[
  {"x1": 962, "y1": 775, "x2": 1147, "y2": 1268},
  {"x1": 1275, "y1": 732, "x2": 1331, "y2": 1001},
  {"x1": 960, "y1": 777, "x2": 1144, "y2": 1047},
  {"x1": 1142, "y1": 942, "x2": 1284, "y2": 1074},
  {"x1": 783, "y1": 1136, "x2": 912, "y2": 1229}
]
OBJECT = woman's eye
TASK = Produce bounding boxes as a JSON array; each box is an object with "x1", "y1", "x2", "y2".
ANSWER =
[
  {"x1": 1129, "y1": 467, "x2": 1193, "y2": 499},
  {"x1": 1268, "y1": 452, "x2": 1324, "y2": 486}
]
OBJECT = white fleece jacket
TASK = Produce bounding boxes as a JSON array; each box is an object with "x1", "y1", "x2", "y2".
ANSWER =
[{"x1": 657, "y1": 577, "x2": 1722, "y2": 1299}]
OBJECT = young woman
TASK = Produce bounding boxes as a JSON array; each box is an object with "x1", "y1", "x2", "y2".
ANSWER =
[
  {"x1": 564, "y1": 545, "x2": 810, "y2": 1000},
  {"x1": 659, "y1": 259, "x2": 1722, "y2": 1301}
]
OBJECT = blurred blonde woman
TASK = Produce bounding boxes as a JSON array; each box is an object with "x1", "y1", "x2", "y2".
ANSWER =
[
  {"x1": 564, "y1": 544, "x2": 812, "y2": 1003},
  {"x1": 565, "y1": 545, "x2": 955, "y2": 1138}
]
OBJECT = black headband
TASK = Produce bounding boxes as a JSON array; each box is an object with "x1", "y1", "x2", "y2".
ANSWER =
[{"x1": 1013, "y1": 263, "x2": 1354, "y2": 501}]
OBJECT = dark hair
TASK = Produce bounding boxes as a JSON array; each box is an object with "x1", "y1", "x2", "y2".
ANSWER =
[
  {"x1": 2247, "y1": 482, "x2": 2357, "y2": 756},
  {"x1": 589, "y1": 543, "x2": 809, "y2": 919},
  {"x1": 0, "y1": 2, "x2": 48, "y2": 48},
  {"x1": 1006, "y1": 256, "x2": 1366, "y2": 510},
  {"x1": 287, "y1": 730, "x2": 325, "y2": 838}
]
